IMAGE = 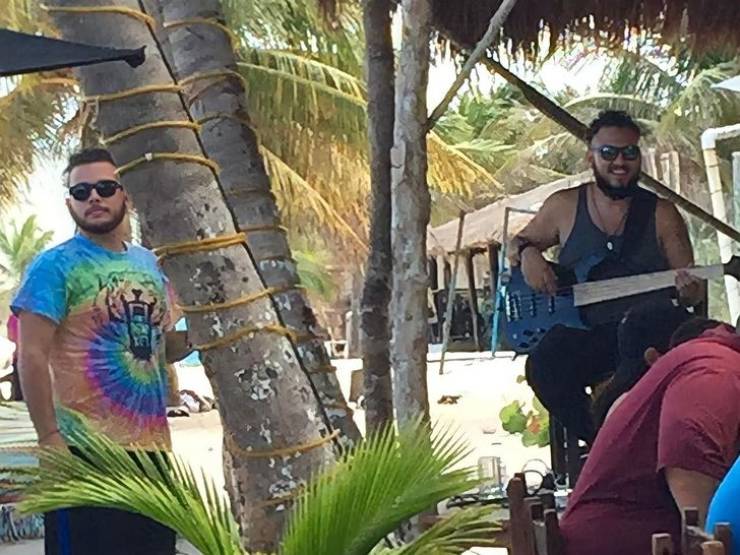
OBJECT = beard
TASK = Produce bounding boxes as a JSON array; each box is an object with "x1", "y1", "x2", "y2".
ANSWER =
[
  {"x1": 70, "y1": 203, "x2": 127, "y2": 234},
  {"x1": 593, "y1": 163, "x2": 640, "y2": 200}
]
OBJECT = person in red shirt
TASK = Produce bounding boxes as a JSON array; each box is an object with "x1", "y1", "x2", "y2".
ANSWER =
[{"x1": 559, "y1": 322, "x2": 740, "y2": 554}]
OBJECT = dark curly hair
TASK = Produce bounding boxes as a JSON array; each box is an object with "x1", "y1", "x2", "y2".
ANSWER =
[
  {"x1": 586, "y1": 110, "x2": 641, "y2": 143},
  {"x1": 64, "y1": 148, "x2": 117, "y2": 185}
]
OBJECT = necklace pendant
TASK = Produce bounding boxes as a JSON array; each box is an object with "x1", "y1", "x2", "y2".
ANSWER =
[{"x1": 606, "y1": 240, "x2": 614, "y2": 251}]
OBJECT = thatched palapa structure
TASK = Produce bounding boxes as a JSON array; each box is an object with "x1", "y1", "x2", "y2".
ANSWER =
[{"x1": 433, "y1": 1, "x2": 740, "y2": 55}]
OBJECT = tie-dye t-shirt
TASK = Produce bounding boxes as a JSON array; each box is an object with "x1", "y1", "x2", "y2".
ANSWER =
[{"x1": 12, "y1": 234, "x2": 172, "y2": 449}]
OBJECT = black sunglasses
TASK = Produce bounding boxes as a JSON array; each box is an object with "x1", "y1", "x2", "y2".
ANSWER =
[
  {"x1": 68, "y1": 179, "x2": 122, "y2": 201},
  {"x1": 592, "y1": 144, "x2": 641, "y2": 162}
]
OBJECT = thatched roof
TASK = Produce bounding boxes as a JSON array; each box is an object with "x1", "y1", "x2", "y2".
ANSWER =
[
  {"x1": 433, "y1": 0, "x2": 740, "y2": 56},
  {"x1": 427, "y1": 172, "x2": 591, "y2": 256}
]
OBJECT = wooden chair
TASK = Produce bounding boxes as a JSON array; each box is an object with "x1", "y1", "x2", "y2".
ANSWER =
[
  {"x1": 529, "y1": 498, "x2": 564, "y2": 555},
  {"x1": 507, "y1": 474, "x2": 564, "y2": 555},
  {"x1": 652, "y1": 508, "x2": 733, "y2": 555},
  {"x1": 548, "y1": 417, "x2": 583, "y2": 488}
]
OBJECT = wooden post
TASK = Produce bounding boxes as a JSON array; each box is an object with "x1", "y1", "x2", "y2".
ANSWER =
[
  {"x1": 439, "y1": 212, "x2": 466, "y2": 375},
  {"x1": 488, "y1": 243, "x2": 500, "y2": 295},
  {"x1": 390, "y1": 0, "x2": 434, "y2": 428},
  {"x1": 465, "y1": 249, "x2": 481, "y2": 350}
]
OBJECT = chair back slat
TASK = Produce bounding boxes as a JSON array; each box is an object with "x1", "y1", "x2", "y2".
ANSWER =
[
  {"x1": 701, "y1": 541, "x2": 726, "y2": 555},
  {"x1": 653, "y1": 533, "x2": 676, "y2": 555},
  {"x1": 683, "y1": 508, "x2": 703, "y2": 555},
  {"x1": 507, "y1": 474, "x2": 532, "y2": 555},
  {"x1": 714, "y1": 523, "x2": 733, "y2": 555}
]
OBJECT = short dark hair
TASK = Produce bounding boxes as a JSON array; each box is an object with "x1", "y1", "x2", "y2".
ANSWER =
[
  {"x1": 64, "y1": 148, "x2": 117, "y2": 185},
  {"x1": 586, "y1": 110, "x2": 641, "y2": 143},
  {"x1": 669, "y1": 317, "x2": 724, "y2": 349}
]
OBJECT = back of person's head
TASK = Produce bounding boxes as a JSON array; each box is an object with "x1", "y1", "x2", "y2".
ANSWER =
[
  {"x1": 586, "y1": 110, "x2": 642, "y2": 143},
  {"x1": 593, "y1": 300, "x2": 693, "y2": 430},
  {"x1": 669, "y1": 317, "x2": 724, "y2": 349}
]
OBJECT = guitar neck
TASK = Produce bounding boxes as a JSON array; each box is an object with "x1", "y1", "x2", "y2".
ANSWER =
[{"x1": 572, "y1": 264, "x2": 725, "y2": 307}]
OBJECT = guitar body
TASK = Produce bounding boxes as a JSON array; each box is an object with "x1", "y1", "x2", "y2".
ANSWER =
[
  {"x1": 503, "y1": 263, "x2": 586, "y2": 354},
  {"x1": 502, "y1": 254, "x2": 674, "y2": 354}
]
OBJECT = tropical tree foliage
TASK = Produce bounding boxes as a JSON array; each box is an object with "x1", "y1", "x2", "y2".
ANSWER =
[
  {"x1": 1, "y1": 0, "x2": 496, "y2": 261},
  {"x1": 0, "y1": 215, "x2": 53, "y2": 290},
  {"x1": 17, "y1": 415, "x2": 499, "y2": 554}
]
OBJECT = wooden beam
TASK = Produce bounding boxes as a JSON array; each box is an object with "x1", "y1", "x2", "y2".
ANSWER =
[
  {"x1": 439, "y1": 211, "x2": 466, "y2": 375},
  {"x1": 426, "y1": 0, "x2": 518, "y2": 130},
  {"x1": 465, "y1": 249, "x2": 481, "y2": 350}
]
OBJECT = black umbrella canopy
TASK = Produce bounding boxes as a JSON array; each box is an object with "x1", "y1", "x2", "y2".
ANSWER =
[{"x1": 0, "y1": 28, "x2": 144, "y2": 77}]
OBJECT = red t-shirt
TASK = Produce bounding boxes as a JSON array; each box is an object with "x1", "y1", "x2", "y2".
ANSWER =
[{"x1": 559, "y1": 326, "x2": 740, "y2": 555}]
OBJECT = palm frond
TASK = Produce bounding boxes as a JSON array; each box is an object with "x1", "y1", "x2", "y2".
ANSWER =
[
  {"x1": 280, "y1": 419, "x2": 484, "y2": 555},
  {"x1": 0, "y1": 214, "x2": 54, "y2": 285},
  {"x1": 16, "y1": 414, "x2": 245, "y2": 555},
  {"x1": 0, "y1": 75, "x2": 77, "y2": 201},
  {"x1": 260, "y1": 144, "x2": 369, "y2": 254},
  {"x1": 659, "y1": 58, "x2": 740, "y2": 132},
  {"x1": 224, "y1": 0, "x2": 363, "y2": 73},
  {"x1": 380, "y1": 507, "x2": 501, "y2": 554},
  {"x1": 294, "y1": 248, "x2": 338, "y2": 300},
  {"x1": 238, "y1": 51, "x2": 367, "y2": 146}
]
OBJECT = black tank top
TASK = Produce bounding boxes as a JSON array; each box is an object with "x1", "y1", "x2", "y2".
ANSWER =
[{"x1": 559, "y1": 184, "x2": 669, "y2": 277}]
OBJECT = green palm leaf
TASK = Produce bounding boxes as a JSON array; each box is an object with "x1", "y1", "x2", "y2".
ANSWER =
[
  {"x1": 17, "y1": 415, "x2": 245, "y2": 555},
  {"x1": 380, "y1": 507, "x2": 500, "y2": 554},
  {"x1": 280, "y1": 419, "x2": 486, "y2": 555}
]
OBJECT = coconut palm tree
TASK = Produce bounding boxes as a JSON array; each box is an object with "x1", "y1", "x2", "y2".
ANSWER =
[
  {"x1": 43, "y1": 1, "x2": 338, "y2": 551},
  {"x1": 18, "y1": 415, "x2": 500, "y2": 554}
]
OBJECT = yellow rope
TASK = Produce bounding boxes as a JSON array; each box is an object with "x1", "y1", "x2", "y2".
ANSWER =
[
  {"x1": 195, "y1": 323, "x2": 299, "y2": 352},
  {"x1": 226, "y1": 429, "x2": 340, "y2": 460},
  {"x1": 179, "y1": 284, "x2": 303, "y2": 314},
  {"x1": 153, "y1": 225, "x2": 286, "y2": 262},
  {"x1": 153, "y1": 232, "x2": 246, "y2": 259},
  {"x1": 179, "y1": 69, "x2": 247, "y2": 90},
  {"x1": 162, "y1": 18, "x2": 240, "y2": 50},
  {"x1": 254, "y1": 487, "x2": 303, "y2": 510},
  {"x1": 40, "y1": 4, "x2": 155, "y2": 28},
  {"x1": 103, "y1": 121, "x2": 200, "y2": 145},
  {"x1": 117, "y1": 152, "x2": 220, "y2": 177},
  {"x1": 84, "y1": 84, "x2": 182, "y2": 104},
  {"x1": 198, "y1": 113, "x2": 255, "y2": 132}
]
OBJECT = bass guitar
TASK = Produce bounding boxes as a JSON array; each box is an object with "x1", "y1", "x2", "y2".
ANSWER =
[{"x1": 502, "y1": 255, "x2": 740, "y2": 354}]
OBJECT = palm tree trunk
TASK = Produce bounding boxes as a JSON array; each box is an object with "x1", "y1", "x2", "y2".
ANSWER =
[
  {"x1": 150, "y1": 0, "x2": 360, "y2": 447},
  {"x1": 391, "y1": 0, "x2": 432, "y2": 426},
  {"x1": 46, "y1": 1, "x2": 334, "y2": 551},
  {"x1": 361, "y1": 0, "x2": 395, "y2": 433}
]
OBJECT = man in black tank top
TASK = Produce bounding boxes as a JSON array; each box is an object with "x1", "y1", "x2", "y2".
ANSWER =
[{"x1": 508, "y1": 111, "x2": 704, "y2": 444}]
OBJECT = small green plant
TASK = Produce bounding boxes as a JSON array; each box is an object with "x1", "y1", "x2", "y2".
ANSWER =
[
  {"x1": 499, "y1": 395, "x2": 550, "y2": 448},
  {"x1": 14, "y1": 414, "x2": 502, "y2": 554}
]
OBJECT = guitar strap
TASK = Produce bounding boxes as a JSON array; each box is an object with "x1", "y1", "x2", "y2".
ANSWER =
[{"x1": 613, "y1": 188, "x2": 657, "y2": 271}]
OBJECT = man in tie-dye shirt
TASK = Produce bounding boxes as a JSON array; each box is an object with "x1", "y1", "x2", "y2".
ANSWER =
[{"x1": 12, "y1": 148, "x2": 190, "y2": 555}]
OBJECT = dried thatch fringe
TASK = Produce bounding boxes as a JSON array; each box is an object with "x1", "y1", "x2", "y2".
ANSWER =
[{"x1": 431, "y1": 0, "x2": 740, "y2": 58}]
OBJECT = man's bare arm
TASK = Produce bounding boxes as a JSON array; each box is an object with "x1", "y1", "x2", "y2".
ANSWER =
[
  {"x1": 657, "y1": 201, "x2": 705, "y2": 306},
  {"x1": 665, "y1": 467, "x2": 718, "y2": 526},
  {"x1": 508, "y1": 192, "x2": 563, "y2": 266},
  {"x1": 165, "y1": 330, "x2": 193, "y2": 364},
  {"x1": 18, "y1": 312, "x2": 66, "y2": 449}
]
